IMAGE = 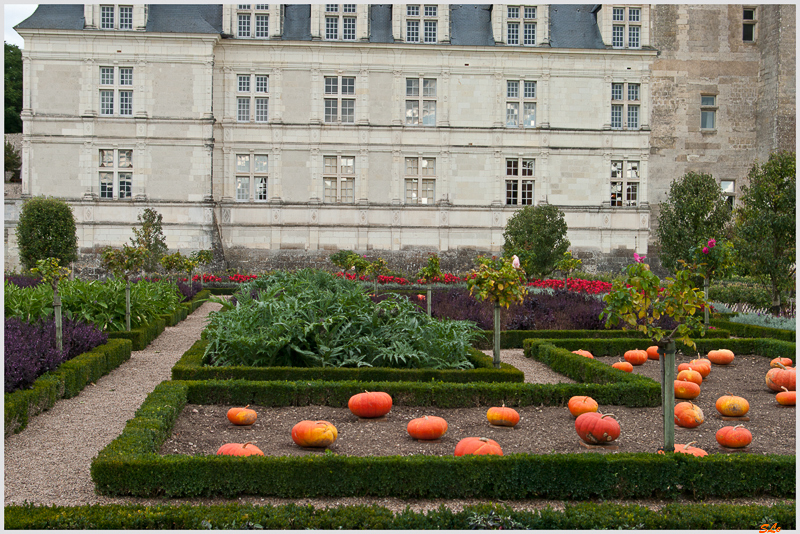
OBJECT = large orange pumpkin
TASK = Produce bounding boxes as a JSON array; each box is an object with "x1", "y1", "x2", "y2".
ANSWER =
[
  {"x1": 676, "y1": 368, "x2": 703, "y2": 386},
  {"x1": 676, "y1": 363, "x2": 693, "y2": 373},
  {"x1": 454, "y1": 437, "x2": 503, "y2": 456},
  {"x1": 567, "y1": 396, "x2": 598, "y2": 418},
  {"x1": 612, "y1": 360, "x2": 633, "y2": 373},
  {"x1": 674, "y1": 380, "x2": 701, "y2": 399},
  {"x1": 572, "y1": 349, "x2": 594, "y2": 359},
  {"x1": 646, "y1": 346, "x2": 661, "y2": 360},
  {"x1": 715, "y1": 393, "x2": 749, "y2": 417},
  {"x1": 770, "y1": 357, "x2": 794, "y2": 368},
  {"x1": 689, "y1": 359, "x2": 711, "y2": 378},
  {"x1": 674, "y1": 402, "x2": 704, "y2": 428},
  {"x1": 226, "y1": 405, "x2": 257, "y2": 426},
  {"x1": 407, "y1": 415, "x2": 448, "y2": 440},
  {"x1": 486, "y1": 405, "x2": 520, "y2": 427},
  {"x1": 574, "y1": 412, "x2": 620, "y2": 444},
  {"x1": 707, "y1": 349, "x2": 735, "y2": 365},
  {"x1": 216, "y1": 442, "x2": 264, "y2": 456},
  {"x1": 716, "y1": 424, "x2": 752, "y2": 448},
  {"x1": 624, "y1": 349, "x2": 648, "y2": 366},
  {"x1": 291, "y1": 420, "x2": 338, "y2": 448},
  {"x1": 766, "y1": 363, "x2": 796, "y2": 392},
  {"x1": 348, "y1": 391, "x2": 393, "y2": 418},
  {"x1": 776, "y1": 386, "x2": 796, "y2": 406},
  {"x1": 658, "y1": 441, "x2": 707, "y2": 457}
]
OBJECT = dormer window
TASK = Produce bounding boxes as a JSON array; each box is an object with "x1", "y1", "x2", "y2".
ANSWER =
[
  {"x1": 100, "y1": 5, "x2": 133, "y2": 30},
  {"x1": 506, "y1": 5, "x2": 537, "y2": 46},
  {"x1": 405, "y1": 5, "x2": 438, "y2": 44},
  {"x1": 324, "y1": 4, "x2": 357, "y2": 40},
  {"x1": 612, "y1": 6, "x2": 642, "y2": 49},
  {"x1": 237, "y1": 4, "x2": 270, "y2": 38}
]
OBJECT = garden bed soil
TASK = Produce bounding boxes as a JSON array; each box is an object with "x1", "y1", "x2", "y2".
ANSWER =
[{"x1": 162, "y1": 353, "x2": 795, "y2": 458}]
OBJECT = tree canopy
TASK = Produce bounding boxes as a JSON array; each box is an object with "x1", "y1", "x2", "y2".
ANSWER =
[
  {"x1": 5, "y1": 42, "x2": 23, "y2": 134},
  {"x1": 502, "y1": 204, "x2": 570, "y2": 279}
]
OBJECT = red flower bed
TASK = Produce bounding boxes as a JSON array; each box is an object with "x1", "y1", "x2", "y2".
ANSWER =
[{"x1": 527, "y1": 278, "x2": 613, "y2": 295}]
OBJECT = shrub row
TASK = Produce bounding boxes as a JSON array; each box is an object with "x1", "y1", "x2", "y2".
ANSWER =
[
  {"x1": 91, "y1": 381, "x2": 793, "y2": 499},
  {"x1": 473, "y1": 328, "x2": 731, "y2": 350},
  {"x1": 711, "y1": 319, "x2": 795, "y2": 342},
  {"x1": 5, "y1": 501, "x2": 795, "y2": 530},
  {"x1": 4, "y1": 338, "x2": 132, "y2": 437},
  {"x1": 172, "y1": 341, "x2": 523, "y2": 383}
]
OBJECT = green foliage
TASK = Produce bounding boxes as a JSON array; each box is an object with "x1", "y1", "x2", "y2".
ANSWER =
[
  {"x1": 690, "y1": 237, "x2": 735, "y2": 285},
  {"x1": 130, "y1": 208, "x2": 168, "y2": 273},
  {"x1": 329, "y1": 250, "x2": 370, "y2": 275},
  {"x1": 733, "y1": 151, "x2": 796, "y2": 312},
  {"x1": 710, "y1": 319, "x2": 796, "y2": 342},
  {"x1": 4, "y1": 43, "x2": 23, "y2": 134},
  {"x1": 101, "y1": 244, "x2": 147, "y2": 281},
  {"x1": 30, "y1": 257, "x2": 70, "y2": 290},
  {"x1": 16, "y1": 196, "x2": 79, "y2": 270},
  {"x1": 729, "y1": 313, "x2": 796, "y2": 332},
  {"x1": 203, "y1": 270, "x2": 481, "y2": 370},
  {"x1": 5, "y1": 140, "x2": 21, "y2": 175},
  {"x1": 417, "y1": 253, "x2": 443, "y2": 281},
  {"x1": 364, "y1": 257, "x2": 390, "y2": 279},
  {"x1": 554, "y1": 250, "x2": 582, "y2": 278},
  {"x1": 600, "y1": 261, "x2": 707, "y2": 348},
  {"x1": 709, "y1": 277, "x2": 773, "y2": 309},
  {"x1": 160, "y1": 251, "x2": 198, "y2": 277},
  {"x1": 502, "y1": 204, "x2": 570, "y2": 279},
  {"x1": 190, "y1": 249, "x2": 213, "y2": 265},
  {"x1": 654, "y1": 171, "x2": 732, "y2": 272},
  {"x1": 466, "y1": 256, "x2": 527, "y2": 309}
]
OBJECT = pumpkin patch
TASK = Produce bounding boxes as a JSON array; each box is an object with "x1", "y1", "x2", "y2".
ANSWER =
[{"x1": 766, "y1": 363, "x2": 796, "y2": 392}]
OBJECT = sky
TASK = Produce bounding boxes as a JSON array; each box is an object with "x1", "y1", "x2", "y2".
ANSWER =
[{"x1": 5, "y1": 4, "x2": 37, "y2": 48}]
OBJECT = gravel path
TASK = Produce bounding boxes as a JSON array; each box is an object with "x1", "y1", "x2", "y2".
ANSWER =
[{"x1": 4, "y1": 314, "x2": 792, "y2": 513}]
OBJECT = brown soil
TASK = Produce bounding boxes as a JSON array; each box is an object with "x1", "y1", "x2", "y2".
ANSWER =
[{"x1": 161, "y1": 354, "x2": 795, "y2": 458}]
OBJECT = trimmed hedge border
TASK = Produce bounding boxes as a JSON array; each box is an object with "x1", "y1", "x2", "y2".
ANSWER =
[
  {"x1": 5, "y1": 501, "x2": 796, "y2": 530},
  {"x1": 710, "y1": 319, "x2": 795, "y2": 342},
  {"x1": 90, "y1": 381, "x2": 793, "y2": 500},
  {"x1": 474, "y1": 328, "x2": 731, "y2": 350},
  {"x1": 172, "y1": 341, "x2": 523, "y2": 383},
  {"x1": 4, "y1": 338, "x2": 132, "y2": 437}
]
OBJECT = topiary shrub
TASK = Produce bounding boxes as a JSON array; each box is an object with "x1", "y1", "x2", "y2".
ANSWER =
[
  {"x1": 502, "y1": 205, "x2": 570, "y2": 279},
  {"x1": 15, "y1": 196, "x2": 78, "y2": 270}
]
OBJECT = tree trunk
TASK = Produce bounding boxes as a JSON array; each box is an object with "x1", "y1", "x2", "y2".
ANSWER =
[
  {"x1": 125, "y1": 279, "x2": 131, "y2": 332},
  {"x1": 704, "y1": 277, "x2": 710, "y2": 325},
  {"x1": 54, "y1": 286, "x2": 63, "y2": 353},
  {"x1": 427, "y1": 288, "x2": 432, "y2": 317},
  {"x1": 659, "y1": 340, "x2": 676, "y2": 452},
  {"x1": 771, "y1": 277, "x2": 782, "y2": 316},
  {"x1": 493, "y1": 303, "x2": 501, "y2": 368}
]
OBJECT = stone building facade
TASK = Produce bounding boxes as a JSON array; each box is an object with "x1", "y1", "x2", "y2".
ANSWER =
[{"x1": 6, "y1": 4, "x2": 795, "y2": 274}]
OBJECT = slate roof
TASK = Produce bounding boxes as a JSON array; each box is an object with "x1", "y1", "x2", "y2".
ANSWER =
[
  {"x1": 146, "y1": 4, "x2": 222, "y2": 34},
  {"x1": 548, "y1": 4, "x2": 606, "y2": 49},
  {"x1": 282, "y1": 4, "x2": 312, "y2": 41},
  {"x1": 14, "y1": 4, "x2": 85, "y2": 31},
  {"x1": 450, "y1": 4, "x2": 495, "y2": 46},
  {"x1": 369, "y1": 5, "x2": 394, "y2": 43}
]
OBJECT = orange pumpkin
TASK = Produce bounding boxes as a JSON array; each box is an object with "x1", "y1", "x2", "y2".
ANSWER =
[
  {"x1": 716, "y1": 424, "x2": 752, "y2": 448},
  {"x1": 677, "y1": 363, "x2": 693, "y2": 373},
  {"x1": 676, "y1": 369, "x2": 703, "y2": 386},
  {"x1": 348, "y1": 391, "x2": 393, "y2": 418},
  {"x1": 567, "y1": 396, "x2": 598, "y2": 418},
  {"x1": 486, "y1": 405, "x2": 520, "y2": 427},
  {"x1": 658, "y1": 441, "x2": 707, "y2": 457},
  {"x1": 646, "y1": 346, "x2": 661, "y2": 360},
  {"x1": 291, "y1": 420, "x2": 338, "y2": 448},
  {"x1": 776, "y1": 386, "x2": 796, "y2": 406},
  {"x1": 715, "y1": 393, "x2": 750, "y2": 417},
  {"x1": 454, "y1": 437, "x2": 503, "y2": 456},
  {"x1": 407, "y1": 415, "x2": 448, "y2": 440},
  {"x1": 624, "y1": 349, "x2": 648, "y2": 366},
  {"x1": 674, "y1": 379, "x2": 701, "y2": 399},
  {"x1": 766, "y1": 363, "x2": 796, "y2": 392},
  {"x1": 216, "y1": 442, "x2": 264, "y2": 456},
  {"x1": 674, "y1": 401, "x2": 704, "y2": 428},
  {"x1": 612, "y1": 360, "x2": 633, "y2": 373},
  {"x1": 689, "y1": 359, "x2": 711, "y2": 378},
  {"x1": 575, "y1": 412, "x2": 620, "y2": 444},
  {"x1": 770, "y1": 357, "x2": 794, "y2": 368},
  {"x1": 707, "y1": 349, "x2": 734, "y2": 365},
  {"x1": 572, "y1": 349, "x2": 594, "y2": 359},
  {"x1": 226, "y1": 405, "x2": 257, "y2": 426}
]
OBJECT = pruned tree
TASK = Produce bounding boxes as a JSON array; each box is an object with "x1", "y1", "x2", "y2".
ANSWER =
[{"x1": 502, "y1": 204, "x2": 570, "y2": 279}]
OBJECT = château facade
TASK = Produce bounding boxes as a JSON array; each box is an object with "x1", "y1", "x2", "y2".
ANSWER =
[{"x1": 7, "y1": 4, "x2": 795, "y2": 273}]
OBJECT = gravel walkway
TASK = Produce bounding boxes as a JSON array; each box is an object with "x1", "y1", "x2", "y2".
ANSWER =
[{"x1": 4, "y1": 313, "x2": 792, "y2": 513}]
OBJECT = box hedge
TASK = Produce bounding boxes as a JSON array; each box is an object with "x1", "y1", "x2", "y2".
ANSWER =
[
  {"x1": 473, "y1": 328, "x2": 731, "y2": 350},
  {"x1": 710, "y1": 319, "x2": 795, "y2": 342}
]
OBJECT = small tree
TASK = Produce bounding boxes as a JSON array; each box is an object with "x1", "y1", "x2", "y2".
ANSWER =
[
  {"x1": 5, "y1": 140, "x2": 21, "y2": 181},
  {"x1": 689, "y1": 237, "x2": 735, "y2": 324},
  {"x1": 365, "y1": 257, "x2": 391, "y2": 294},
  {"x1": 101, "y1": 245, "x2": 147, "y2": 331},
  {"x1": 502, "y1": 204, "x2": 570, "y2": 279},
  {"x1": 654, "y1": 171, "x2": 732, "y2": 273},
  {"x1": 160, "y1": 251, "x2": 198, "y2": 284},
  {"x1": 190, "y1": 250, "x2": 214, "y2": 289},
  {"x1": 30, "y1": 257, "x2": 71, "y2": 352},
  {"x1": 130, "y1": 208, "x2": 168, "y2": 273},
  {"x1": 554, "y1": 250, "x2": 582, "y2": 281},
  {"x1": 733, "y1": 151, "x2": 796, "y2": 315},
  {"x1": 16, "y1": 196, "x2": 79, "y2": 271}
]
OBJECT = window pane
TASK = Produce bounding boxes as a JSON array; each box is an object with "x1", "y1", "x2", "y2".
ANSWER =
[
  {"x1": 628, "y1": 8, "x2": 640, "y2": 22},
  {"x1": 100, "y1": 149, "x2": 114, "y2": 167},
  {"x1": 613, "y1": 8, "x2": 624, "y2": 21},
  {"x1": 628, "y1": 26, "x2": 640, "y2": 48},
  {"x1": 406, "y1": 100, "x2": 419, "y2": 124},
  {"x1": 341, "y1": 77, "x2": 355, "y2": 95},
  {"x1": 238, "y1": 75, "x2": 250, "y2": 92},
  {"x1": 612, "y1": 25, "x2": 624, "y2": 48},
  {"x1": 255, "y1": 4, "x2": 269, "y2": 9},
  {"x1": 325, "y1": 16, "x2": 338, "y2": 40},
  {"x1": 701, "y1": 110, "x2": 716, "y2": 129},
  {"x1": 405, "y1": 157, "x2": 418, "y2": 175},
  {"x1": 406, "y1": 78, "x2": 419, "y2": 97},
  {"x1": 119, "y1": 6, "x2": 133, "y2": 29},
  {"x1": 119, "y1": 67, "x2": 133, "y2": 86},
  {"x1": 101, "y1": 6, "x2": 114, "y2": 29},
  {"x1": 422, "y1": 101, "x2": 436, "y2": 125},
  {"x1": 255, "y1": 14, "x2": 269, "y2": 37},
  {"x1": 324, "y1": 99, "x2": 338, "y2": 122},
  {"x1": 720, "y1": 180, "x2": 735, "y2": 194},
  {"x1": 627, "y1": 162, "x2": 639, "y2": 180},
  {"x1": 505, "y1": 180, "x2": 518, "y2": 205},
  {"x1": 506, "y1": 159, "x2": 518, "y2": 176},
  {"x1": 406, "y1": 20, "x2": 419, "y2": 42},
  {"x1": 119, "y1": 91, "x2": 132, "y2": 115},
  {"x1": 407, "y1": 5, "x2": 419, "y2": 17},
  {"x1": 523, "y1": 23, "x2": 536, "y2": 45},
  {"x1": 506, "y1": 102, "x2": 519, "y2": 127},
  {"x1": 254, "y1": 155, "x2": 268, "y2": 173},
  {"x1": 743, "y1": 8, "x2": 755, "y2": 20},
  {"x1": 100, "y1": 172, "x2": 114, "y2": 198},
  {"x1": 507, "y1": 22, "x2": 519, "y2": 45},
  {"x1": 628, "y1": 84, "x2": 639, "y2": 101},
  {"x1": 236, "y1": 177, "x2": 250, "y2": 200},
  {"x1": 524, "y1": 7, "x2": 536, "y2": 19},
  {"x1": 507, "y1": 80, "x2": 519, "y2": 98},
  {"x1": 101, "y1": 67, "x2": 114, "y2": 85},
  {"x1": 508, "y1": 6, "x2": 519, "y2": 19},
  {"x1": 325, "y1": 76, "x2": 338, "y2": 95},
  {"x1": 100, "y1": 90, "x2": 114, "y2": 115},
  {"x1": 238, "y1": 14, "x2": 251, "y2": 37},
  {"x1": 341, "y1": 157, "x2": 355, "y2": 174},
  {"x1": 118, "y1": 150, "x2": 132, "y2": 168},
  {"x1": 405, "y1": 178, "x2": 418, "y2": 203},
  {"x1": 522, "y1": 159, "x2": 534, "y2": 176},
  {"x1": 341, "y1": 99, "x2": 355, "y2": 123},
  {"x1": 326, "y1": 4, "x2": 338, "y2": 12},
  {"x1": 343, "y1": 17, "x2": 356, "y2": 40},
  {"x1": 524, "y1": 81, "x2": 536, "y2": 98},
  {"x1": 324, "y1": 157, "x2": 337, "y2": 174},
  {"x1": 611, "y1": 161, "x2": 622, "y2": 179},
  {"x1": 119, "y1": 172, "x2": 132, "y2": 198},
  {"x1": 237, "y1": 154, "x2": 250, "y2": 173},
  {"x1": 521, "y1": 180, "x2": 534, "y2": 205},
  {"x1": 743, "y1": 23, "x2": 755, "y2": 41},
  {"x1": 341, "y1": 178, "x2": 354, "y2": 203},
  {"x1": 610, "y1": 181, "x2": 622, "y2": 206},
  {"x1": 324, "y1": 178, "x2": 336, "y2": 203},
  {"x1": 237, "y1": 98, "x2": 250, "y2": 121},
  {"x1": 701, "y1": 95, "x2": 716, "y2": 106},
  {"x1": 424, "y1": 20, "x2": 437, "y2": 43},
  {"x1": 627, "y1": 105, "x2": 639, "y2": 128},
  {"x1": 256, "y1": 75, "x2": 269, "y2": 93},
  {"x1": 611, "y1": 104, "x2": 622, "y2": 128},
  {"x1": 422, "y1": 79, "x2": 436, "y2": 97},
  {"x1": 343, "y1": 4, "x2": 356, "y2": 13},
  {"x1": 255, "y1": 98, "x2": 269, "y2": 122},
  {"x1": 255, "y1": 177, "x2": 268, "y2": 200},
  {"x1": 421, "y1": 179, "x2": 435, "y2": 204},
  {"x1": 424, "y1": 5, "x2": 437, "y2": 17},
  {"x1": 626, "y1": 182, "x2": 638, "y2": 206},
  {"x1": 422, "y1": 157, "x2": 435, "y2": 175},
  {"x1": 523, "y1": 102, "x2": 536, "y2": 127},
  {"x1": 612, "y1": 83, "x2": 623, "y2": 101}
]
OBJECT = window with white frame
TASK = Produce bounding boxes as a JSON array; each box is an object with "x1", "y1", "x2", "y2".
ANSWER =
[
  {"x1": 506, "y1": 80, "x2": 537, "y2": 128},
  {"x1": 99, "y1": 66, "x2": 133, "y2": 116},
  {"x1": 99, "y1": 149, "x2": 133, "y2": 199},
  {"x1": 404, "y1": 157, "x2": 436, "y2": 205},
  {"x1": 406, "y1": 77, "x2": 436, "y2": 126},
  {"x1": 720, "y1": 180, "x2": 735, "y2": 210},
  {"x1": 742, "y1": 7, "x2": 756, "y2": 42},
  {"x1": 610, "y1": 82, "x2": 640, "y2": 129},
  {"x1": 324, "y1": 76, "x2": 355, "y2": 124},
  {"x1": 507, "y1": 5, "x2": 537, "y2": 45},
  {"x1": 325, "y1": 4, "x2": 357, "y2": 40},
  {"x1": 236, "y1": 153, "x2": 269, "y2": 201},
  {"x1": 100, "y1": 5, "x2": 133, "y2": 29},
  {"x1": 701, "y1": 94, "x2": 717, "y2": 130},
  {"x1": 406, "y1": 4, "x2": 437, "y2": 43},
  {"x1": 610, "y1": 160, "x2": 639, "y2": 207},
  {"x1": 505, "y1": 158, "x2": 535, "y2": 205},
  {"x1": 236, "y1": 73, "x2": 269, "y2": 123},
  {"x1": 611, "y1": 6, "x2": 641, "y2": 49},
  {"x1": 237, "y1": 4, "x2": 270, "y2": 38},
  {"x1": 323, "y1": 155, "x2": 356, "y2": 203}
]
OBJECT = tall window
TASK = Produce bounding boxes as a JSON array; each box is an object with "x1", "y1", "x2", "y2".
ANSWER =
[
  {"x1": 236, "y1": 153, "x2": 269, "y2": 201},
  {"x1": 701, "y1": 94, "x2": 717, "y2": 130},
  {"x1": 612, "y1": 6, "x2": 641, "y2": 49},
  {"x1": 505, "y1": 158, "x2": 535, "y2": 206},
  {"x1": 406, "y1": 4, "x2": 437, "y2": 43},
  {"x1": 324, "y1": 4, "x2": 356, "y2": 40},
  {"x1": 743, "y1": 7, "x2": 756, "y2": 42},
  {"x1": 99, "y1": 66, "x2": 133, "y2": 116},
  {"x1": 323, "y1": 155, "x2": 356, "y2": 203},
  {"x1": 506, "y1": 80, "x2": 537, "y2": 128},
  {"x1": 406, "y1": 77, "x2": 436, "y2": 126},
  {"x1": 324, "y1": 76, "x2": 355, "y2": 124},
  {"x1": 720, "y1": 180, "x2": 735, "y2": 210},
  {"x1": 237, "y1": 4, "x2": 269, "y2": 38},
  {"x1": 404, "y1": 157, "x2": 436, "y2": 205},
  {"x1": 507, "y1": 5, "x2": 537, "y2": 45},
  {"x1": 100, "y1": 4, "x2": 132, "y2": 29},
  {"x1": 99, "y1": 149, "x2": 132, "y2": 199},
  {"x1": 611, "y1": 82, "x2": 640, "y2": 130},
  {"x1": 610, "y1": 160, "x2": 639, "y2": 207},
  {"x1": 236, "y1": 74, "x2": 269, "y2": 123}
]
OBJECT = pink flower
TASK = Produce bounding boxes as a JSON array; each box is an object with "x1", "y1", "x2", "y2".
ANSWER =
[
  {"x1": 702, "y1": 247, "x2": 709, "y2": 254},
  {"x1": 512, "y1": 255, "x2": 521, "y2": 269},
  {"x1": 633, "y1": 253, "x2": 646, "y2": 263},
  {"x1": 708, "y1": 238, "x2": 716, "y2": 248}
]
